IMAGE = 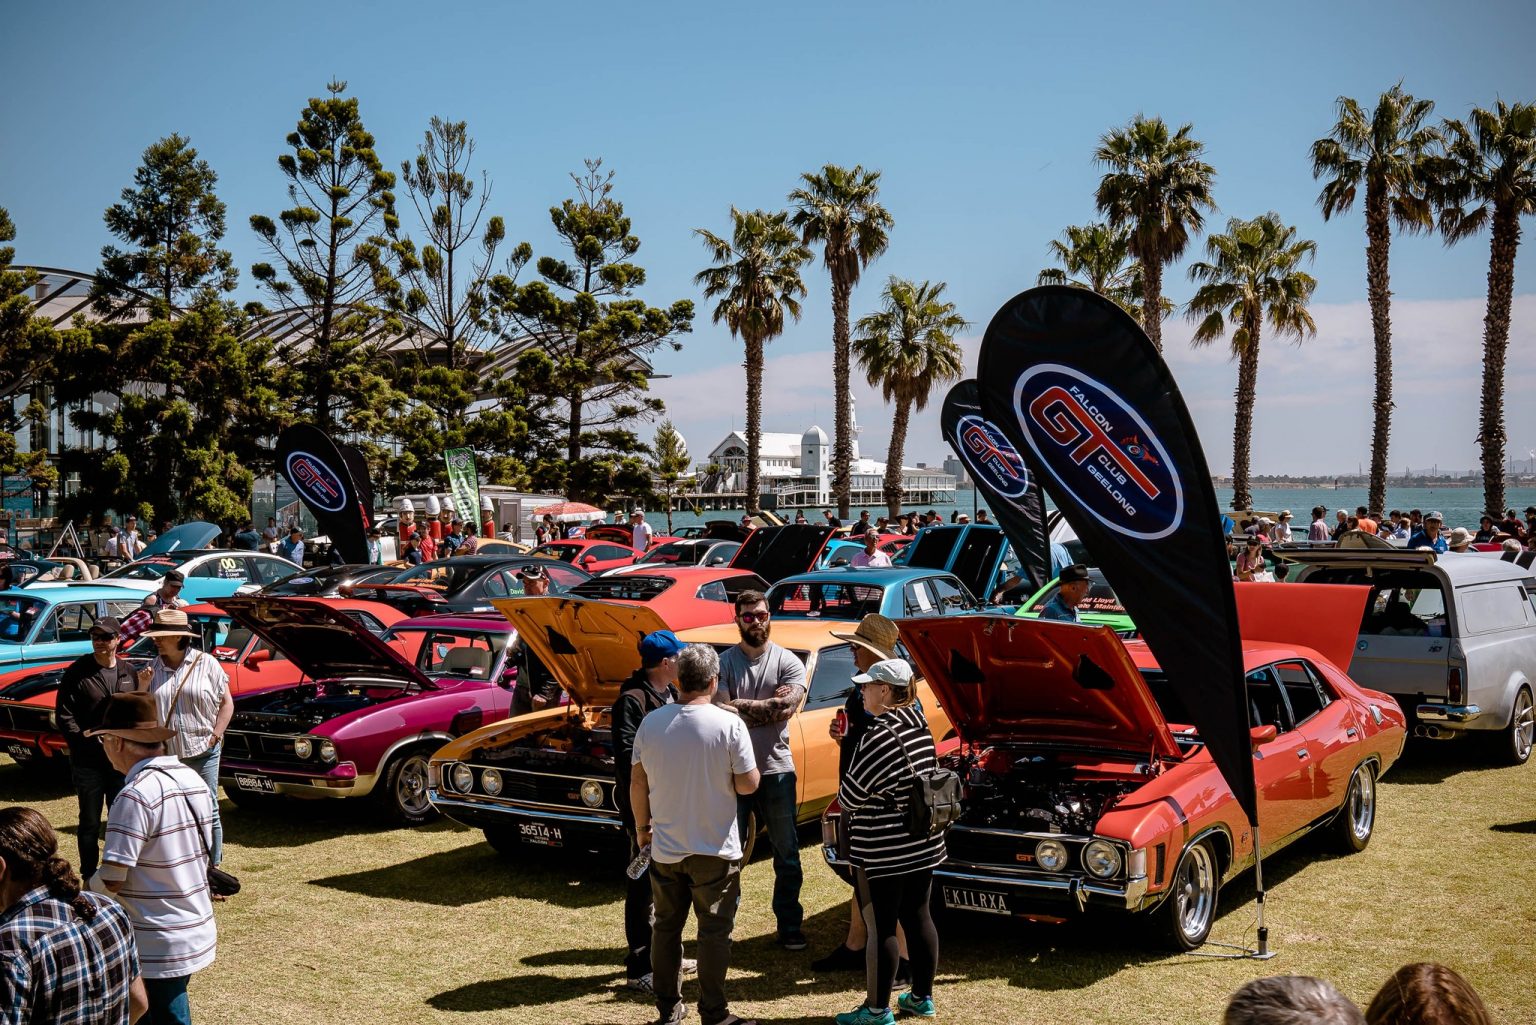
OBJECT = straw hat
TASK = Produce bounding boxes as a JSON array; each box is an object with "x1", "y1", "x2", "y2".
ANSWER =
[
  {"x1": 140, "y1": 607, "x2": 198, "y2": 639},
  {"x1": 831, "y1": 613, "x2": 899, "y2": 660},
  {"x1": 86, "y1": 691, "x2": 174, "y2": 743},
  {"x1": 1446, "y1": 526, "x2": 1474, "y2": 549}
]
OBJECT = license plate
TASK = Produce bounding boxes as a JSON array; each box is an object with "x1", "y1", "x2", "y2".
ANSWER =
[
  {"x1": 234, "y1": 772, "x2": 275, "y2": 794},
  {"x1": 518, "y1": 821, "x2": 564, "y2": 847},
  {"x1": 5, "y1": 742, "x2": 33, "y2": 761},
  {"x1": 942, "y1": 885, "x2": 1011, "y2": 915}
]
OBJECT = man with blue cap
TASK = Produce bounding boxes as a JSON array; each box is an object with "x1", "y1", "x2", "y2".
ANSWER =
[{"x1": 613, "y1": 629, "x2": 695, "y2": 994}]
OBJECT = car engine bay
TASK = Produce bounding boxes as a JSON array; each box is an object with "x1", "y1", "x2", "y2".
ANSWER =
[
  {"x1": 955, "y1": 748, "x2": 1146, "y2": 835},
  {"x1": 233, "y1": 682, "x2": 404, "y2": 733},
  {"x1": 474, "y1": 718, "x2": 615, "y2": 774}
]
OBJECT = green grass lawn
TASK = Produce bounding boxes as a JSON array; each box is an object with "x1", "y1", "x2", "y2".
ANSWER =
[{"x1": 2, "y1": 743, "x2": 1531, "y2": 1025}]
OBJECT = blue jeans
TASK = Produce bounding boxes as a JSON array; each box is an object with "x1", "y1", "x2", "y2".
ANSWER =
[
  {"x1": 180, "y1": 743, "x2": 223, "y2": 866},
  {"x1": 144, "y1": 974, "x2": 192, "y2": 1024},
  {"x1": 69, "y1": 759, "x2": 125, "y2": 879},
  {"x1": 736, "y1": 770, "x2": 802, "y2": 933}
]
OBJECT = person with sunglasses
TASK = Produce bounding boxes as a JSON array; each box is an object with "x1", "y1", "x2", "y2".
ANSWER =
[{"x1": 714, "y1": 590, "x2": 808, "y2": 951}]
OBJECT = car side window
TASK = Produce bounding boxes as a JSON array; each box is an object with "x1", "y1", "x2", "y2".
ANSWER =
[
  {"x1": 592, "y1": 545, "x2": 629, "y2": 560},
  {"x1": 51, "y1": 603, "x2": 96, "y2": 644},
  {"x1": 247, "y1": 557, "x2": 289, "y2": 585},
  {"x1": 106, "y1": 600, "x2": 141, "y2": 620},
  {"x1": 929, "y1": 575, "x2": 974, "y2": 613},
  {"x1": 544, "y1": 565, "x2": 585, "y2": 593},
  {"x1": 806, "y1": 644, "x2": 858, "y2": 710},
  {"x1": 1274, "y1": 660, "x2": 1328, "y2": 725},
  {"x1": 190, "y1": 560, "x2": 221, "y2": 579},
  {"x1": 903, "y1": 580, "x2": 938, "y2": 617},
  {"x1": 1245, "y1": 666, "x2": 1292, "y2": 732},
  {"x1": 342, "y1": 610, "x2": 388, "y2": 638},
  {"x1": 483, "y1": 572, "x2": 509, "y2": 598},
  {"x1": 695, "y1": 580, "x2": 728, "y2": 603}
]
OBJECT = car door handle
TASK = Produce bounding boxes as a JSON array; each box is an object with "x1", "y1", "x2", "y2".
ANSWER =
[
  {"x1": 1345, "y1": 727, "x2": 1358, "y2": 738},
  {"x1": 1297, "y1": 748, "x2": 1310, "y2": 759}
]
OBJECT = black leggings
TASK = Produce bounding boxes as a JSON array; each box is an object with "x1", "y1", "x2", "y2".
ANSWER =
[{"x1": 855, "y1": 867, "x2": 938, "y2": 1008}]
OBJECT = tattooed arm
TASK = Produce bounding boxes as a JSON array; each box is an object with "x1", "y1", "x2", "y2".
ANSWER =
[{"x1": 730, "y1": 684, "x2": 805, "y2": 728}]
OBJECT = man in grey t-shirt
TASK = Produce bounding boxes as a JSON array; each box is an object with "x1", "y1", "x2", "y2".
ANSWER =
[{"x1": 714, "y1": 589, "x2": 809, "y2": 950}]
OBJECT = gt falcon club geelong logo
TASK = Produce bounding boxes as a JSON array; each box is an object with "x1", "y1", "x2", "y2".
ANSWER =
[
  {"x1": 956, "y1": 414, "x2": 1030, "y2": 499},
  {"x1": 284, "y1": 451, "x2": 348, "y2": 514},
  {"x1": 1013, "y1": 364, "x2": 1184, "y2": 540}
]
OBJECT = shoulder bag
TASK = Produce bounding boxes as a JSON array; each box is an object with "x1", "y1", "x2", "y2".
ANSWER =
[
  {"x1": 149, "y1": 767, "x2": 241, "y2": 898},
  {"x1": 875, "y1": 719, "x2": 963, "y2": 838}
]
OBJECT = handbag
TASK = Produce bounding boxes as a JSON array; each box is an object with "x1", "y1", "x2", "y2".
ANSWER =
[
  {"x1": 151, "y1": 768, "x2": 241, "y2": 898},
  {"x1": 875, "y1": 720, "x2": 963, "y2": 838}
]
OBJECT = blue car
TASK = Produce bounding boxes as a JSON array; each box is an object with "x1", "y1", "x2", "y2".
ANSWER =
[
  {"x1": 765, "y1": 567, "x2": 987, "y2": 622},
  {"x1": 95, "y1": 549, "x2": 299, "y2": 603},
  {"x1": 0, "y1": 585, "x2": 149, "y2": 670},
  {"x1": 895, "y1": 523, "x2": 1027, "y2": 604}
]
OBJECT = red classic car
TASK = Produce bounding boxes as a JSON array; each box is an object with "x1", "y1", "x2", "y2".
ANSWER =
[
  {"x1": 214, "y1": 599, "x2": 519, "y2": 824},
  {"x1": 821, "y1": 583, "x2": 1407, "y2": 950},
  {"x1": 530, "y1": 540, "x2": 643, "y2": 573},
  {"x1": 0, "y1": 600, "x2": 407, "y2": 769},
  {"x1": 565, "y1": 568, "x2": 769, "y2": 631}
]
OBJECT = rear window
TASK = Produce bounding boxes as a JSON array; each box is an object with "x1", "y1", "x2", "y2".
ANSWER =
[{"x1": 1303, "y1": 567, "x2": 1449, "y2": 637}]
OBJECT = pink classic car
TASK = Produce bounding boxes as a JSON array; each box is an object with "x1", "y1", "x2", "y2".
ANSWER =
[{"x1": 212, "y1": 597, "x2": 518, "y2": 824}]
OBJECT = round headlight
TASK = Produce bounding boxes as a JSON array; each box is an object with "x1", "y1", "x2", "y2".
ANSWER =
[
  {"x1": 318, "y1": 740, "x2": 337, "y2": 763},
  {"x1": 579, "y1": 780, "x2": 604, "y2": 808},
  {"x1": 450, "y1": 763, "x2": 474, "y2": 794},
  {"x1": 481, "y1": 768, "x2": 503, "y2": 797},
  {"x1": 1035, "y1": 839, "x2": 1068, "y2": 872},
  {"x1": 292, "y1": 737, "x2": 313, "y2": 759},
  {"x1": 1083, "y1": 839, "x2": 1122, "y2": 878}
]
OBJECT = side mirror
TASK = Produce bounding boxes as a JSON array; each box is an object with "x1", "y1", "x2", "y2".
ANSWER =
[
  {"x1": 500, "y1": 667, "x2": 519, "y2": 690},
  {"x1": 1250, "y1": 724, "x2": 1277, "y2": 748},
  {"x1": 581, "y1": 554, "x2": 598, "y2": 566},
  {"x1": 244, "y1": 649, "x2": 273, "y2": 670}
]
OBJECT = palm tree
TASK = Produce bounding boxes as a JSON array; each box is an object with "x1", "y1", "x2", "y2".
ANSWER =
[
  {"x1": 1035, "y1": 221, "x2": 1169, "y2": 324},
  {"x1": 852, "y1": 278, "x2": 967, "y2": 518},
  {"x1": 1095, "y1": 115, "x2": 1219, "y2": 352},
  {"x1": 789, "y1": 165, "x2": 894, "y2": 519},
  {"x1": 694, "y1": 208, "x2": 811, "y2": 515},
  {"x1": 1310, "y1": 84, "x2": 1441, "y2": 517},
  {"x1": 1186, "y1": 214, "x2": 1318, "y2": 510},
  {"x1": 1433, "y1": 101, "x2": 1536, "y2": 517}
]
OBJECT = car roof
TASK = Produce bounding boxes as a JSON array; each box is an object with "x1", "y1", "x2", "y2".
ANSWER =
[
  {"x1": 678, "y1": 619, "x2": 859, "y2": 652},
  {"x1": 6, "y1": 584, "x2": 149, "y2": 602},
  {"x1": 1286, "y1": 549, "x2": 1534, "y2": 586}
]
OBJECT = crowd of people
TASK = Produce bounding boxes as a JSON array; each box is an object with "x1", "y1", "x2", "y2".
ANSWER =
[{"x1": 1233, "y1": 504, "x2": 1536, "y2": 555}]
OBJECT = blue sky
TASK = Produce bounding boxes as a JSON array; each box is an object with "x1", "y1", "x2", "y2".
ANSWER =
[{"x1": 4, "y1": 1, "x2": 1534, "y2": 475}]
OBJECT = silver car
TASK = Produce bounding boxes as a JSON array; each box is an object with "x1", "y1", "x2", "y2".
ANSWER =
[{"x1": 1285, "y1": 549, "x2": 1536, "y2": 764}]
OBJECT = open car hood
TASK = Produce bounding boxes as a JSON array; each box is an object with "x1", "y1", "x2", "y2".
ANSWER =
[
  {"x1": 491, "y1": 596, "x2": 670, "y2": 710},
  {"x1": 902, "y1": 524, "x2": 1010, "y2": 600},
  {"x1": 729, "y1": 524, "x2": 835, "y2": 584},
  {"x1": 895, "y1": 615, "x2": 1180, "y2": 759},
  {"x1": 1232, "y1": 582, "x2": 1370, "y2": 670},
  {"x1": 140, "y1": 522, "x2": 220, "y2": 557},
  {"x1": 212, "y1": 596, "x2": 433, "y2": 690}
]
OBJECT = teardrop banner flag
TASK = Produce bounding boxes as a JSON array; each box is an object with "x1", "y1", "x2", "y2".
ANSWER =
[
  {"x1": 275, "y1": 425, "x2": 371, "y2": 565},
  {"x1": 338, "y1": 444, "x2": 375, "y2": 530},
  {"x1": 444, "y1": 448, "x2": 482, "y2": 532},
  {"x1": 976, "y1": 285, "x2": 1256, "y2": 827},
  {"x1": 939, "y1": 379, "x2": 1050, "y2": 594}
]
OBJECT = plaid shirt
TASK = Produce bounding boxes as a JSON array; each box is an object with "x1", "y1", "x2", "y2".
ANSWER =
[
  {"x1": 116, "y1": 608, "x2": 154, "y2": 646},
  {"x1": 0, "y1": 886, "x2": 139, "y2": 1025}
]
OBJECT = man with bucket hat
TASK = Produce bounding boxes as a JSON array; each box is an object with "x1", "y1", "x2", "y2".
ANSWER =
[{"x1": 89, "y1": 691, "x2": 218, "y2": 1025}]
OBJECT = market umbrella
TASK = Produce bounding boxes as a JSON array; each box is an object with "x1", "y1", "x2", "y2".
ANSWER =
[{"x1": 531, "y1": 502, "x2": 608, "y2": 524}]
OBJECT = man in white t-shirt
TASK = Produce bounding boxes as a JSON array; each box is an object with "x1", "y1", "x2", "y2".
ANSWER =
[
  {"x1": 89, "y1": 690, "x2": 217, "y2": 1025},
  {"x1": 631, "y1": 511, "x2": 654, "y2": 552},
  {"x1": 631, "y1": 644, "x2": 759, "y2": 1025}
]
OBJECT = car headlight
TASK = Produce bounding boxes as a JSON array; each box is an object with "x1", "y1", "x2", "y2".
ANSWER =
[
  {"x1": 292, "y1": 737, "x2": 312, "y2": 759},
  {"x1": 580, "y1": 780, "x2": 604, "y2": 808},
  {"x1": 318, "y1": 740, "x2": 337, "y2": 763},
  {"x1": 450, "y1": 763, "x2": 474, "y2": 794},
  {"x1": 481, "y1": 768, "x2": 503, "y2": 797},
  {"x1": 1034, "y1": 839, "x2": 1068, "y2": 872},
  {"x1": 1083, "y1": 839, "x2": 1122, "y2": 878}
]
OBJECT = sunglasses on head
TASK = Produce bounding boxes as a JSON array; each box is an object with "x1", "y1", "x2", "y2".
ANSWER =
[{"x1": 737, "y1": 611, "x2": 770, "y2": 623}]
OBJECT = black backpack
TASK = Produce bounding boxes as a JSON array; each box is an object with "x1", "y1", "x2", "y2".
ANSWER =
[{"x1": 876, "y1": 720, "x2": 963, "y2": 837}]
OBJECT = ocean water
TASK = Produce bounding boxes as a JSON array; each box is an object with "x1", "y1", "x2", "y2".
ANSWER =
[{"x1": 647, "y1": 485, "x2": 1536, "y2": 533}]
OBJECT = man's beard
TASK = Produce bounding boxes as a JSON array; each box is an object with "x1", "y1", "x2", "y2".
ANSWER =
[{"x1": 738, "y1": 621, "x2": 770, "y2": 646}]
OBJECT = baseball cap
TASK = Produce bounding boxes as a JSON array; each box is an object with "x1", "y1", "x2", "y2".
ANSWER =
[
  {"x1": 90, "y1": 617, "x2": 122, "y2": 638},
  {"x1": 852, "y1": 658, "x2": 914, "y2": 690},
  {"x1": 1059, "y1": 564, "x2": 1091, "y2": 584},
  {"x1": 638, "y1": 630, "x2": 686, "y2": 666},
  {"x1": 1425, "y1": 511, "x2": 1444, "y2": 523}
]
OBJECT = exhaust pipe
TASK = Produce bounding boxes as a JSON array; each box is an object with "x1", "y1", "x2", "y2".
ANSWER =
[{"x1": 1413, "y1": 724, "x2": 1445, "y2": 740}]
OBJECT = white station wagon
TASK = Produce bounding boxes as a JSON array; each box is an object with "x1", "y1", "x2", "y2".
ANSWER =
[{"x1": 1284, "y1": 549, "x2": 1536, "y2": 765}]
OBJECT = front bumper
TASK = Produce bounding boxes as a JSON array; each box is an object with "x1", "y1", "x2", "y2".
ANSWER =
[
  {"x1": 219, "y1": 759, "x2": 377, "y2": 799},
  {"x1": 428, "y1": 789, "x2": 624, "y2": 836},
  {"x1": 931, "y1": 861, "x2": 1150, "y2": 914}
]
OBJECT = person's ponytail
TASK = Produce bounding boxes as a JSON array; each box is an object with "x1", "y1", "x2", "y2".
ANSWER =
[{"x1": 44, "y1": 853, "x2": 95, "y2": 921}]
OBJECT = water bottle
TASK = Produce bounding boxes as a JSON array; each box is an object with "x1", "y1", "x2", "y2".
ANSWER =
[{"x1": 626, "y1": 843, "x2": 652, "y2": 880}]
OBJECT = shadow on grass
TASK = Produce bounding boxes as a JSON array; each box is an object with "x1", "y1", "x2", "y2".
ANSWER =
[
  {"x1": 219, "y1": 793, "x2": 417, "y2": 848},
  {"x1": 0, "y1": 758, "x2": 73, "y2": 803},
  {"x1": 427, "y1": 970, "x2": 616, "y2": 1012},
  {"x1": 1491, "y1": 819, "x2": 1536, "y2": 834},
  {"x1": 1381, "y1": 737, "x2": 1497, "y2": 786},
  {"x1": 313, "y1": 843, "x2": 624, "y2": 909}
]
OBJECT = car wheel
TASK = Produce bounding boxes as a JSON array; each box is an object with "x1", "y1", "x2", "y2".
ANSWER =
[
  {"x1": 377, "y1": 749, "x2": 437, "y2": 826},
  {"x1": 1158, "y1": 839, "x2": 1220, "y2": 951},
  {"x1": 1331, "y1": 764, "x2": 1376, "y2": 854},
  {"x1": 1496, "y1": 686, "x2": 1534, "y2": 766},
  {"x1": 224, "y1": 786, "x2": 273, "y2": 811}
]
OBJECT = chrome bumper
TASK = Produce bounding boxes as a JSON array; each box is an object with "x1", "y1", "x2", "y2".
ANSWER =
[
  {"x1": 427, "y1": 791, "x2": 622, "y2": 832},
  {"x1": 1416, "y1": 703, "x2": 1482, "y2": 724},
  {"x1": 934, "y1": 862, "x2": 1150, "y2": 912}
]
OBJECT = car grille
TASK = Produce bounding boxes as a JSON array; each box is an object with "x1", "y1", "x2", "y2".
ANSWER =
[
  {"x1": 459, "y1": 765, "x2": 617, "y2": 814},
  {"x1": 0, "y1": 705, "x2": 53, "y2": 733},
  {"x1": 222, "y1": 730, "x2": 312, "y2": 767}
]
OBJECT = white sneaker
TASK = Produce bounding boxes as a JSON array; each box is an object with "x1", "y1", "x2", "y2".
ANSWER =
[{"x1": 681, "y1": 958, "x2": 698, "y2": 977}]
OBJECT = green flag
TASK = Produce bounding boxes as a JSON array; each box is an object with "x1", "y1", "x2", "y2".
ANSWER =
[{"x1": 444, "y1": 448, "x2": 482, "y2": 529}]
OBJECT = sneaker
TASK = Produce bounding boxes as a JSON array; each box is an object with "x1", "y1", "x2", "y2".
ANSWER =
[
  {"x1": 834, "y1": 1005, "x2": 895, "y2": 1025},
  {"x1": 656, "y1": 1003, "x2": 688, "y2": 1025},
  {"x1": 779, "y1": 928, "x2": 809, "y2": 951},
  {"x1": 897, "y1": 992, "x2": 936, "y2": 1018},
  {"x1": 893, "y1": 957, "x2": 912, "y2": 987},
  {"x1": 625, "y1": 974, "x2": 656, "y2": 994},
  {"x1": 680, "y1": 958, "x2": 698, "y2": 977},
  {"x1": 811, "y1": 943, "x2": 866, "y2": 972}
]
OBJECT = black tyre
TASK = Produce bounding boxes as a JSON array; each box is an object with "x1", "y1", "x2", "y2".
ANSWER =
[
  {"x1": 376, "y1": 749, "x2": 437, "y2": 825},
  {"x1": 1158, "y1": 839, "x2": 1220, "y2": 951},
  {"x1": 1330, "y1": 765, "x2": 1376, "y2": 854},
  {"x1": 484, "y1": 825, "x2": 522, "y2": 858},
  {"x1": 223, "y1": 786, "x2": 274, "y2": 811},
  {"x1": 1495, "y1": 686, "x2": 1534, "y2": 767}
]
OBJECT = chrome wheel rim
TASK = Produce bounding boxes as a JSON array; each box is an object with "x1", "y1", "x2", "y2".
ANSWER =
[
  {"x1": 1173, "y1": 843, "x2": 1215, "y2": 942},
  {"x1": 396, "y1": 755, "x2": 431, "y2": 816},
  {"x1": 1349, "y1": 769, "x2": 1375, "y2": 842},
  {"x1": 1513, "y1": 690, "x2": 1534, "y2": 762}
]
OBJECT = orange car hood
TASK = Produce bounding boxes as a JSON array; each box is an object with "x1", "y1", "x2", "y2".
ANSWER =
[
  {"x1": 491, "y1": 596, "x2": 671, "y2": 710},
  {"x1": 895, "y1": 615, "x2": 1180, "y2": 759},
  {"x1": 1232, "y1": 582, "x2": 1370, "y2": 668}
]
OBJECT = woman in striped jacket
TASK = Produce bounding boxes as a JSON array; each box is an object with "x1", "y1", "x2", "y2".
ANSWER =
[{"x1": 834, "y1": 658, "x2": 944, "y2": 1025}]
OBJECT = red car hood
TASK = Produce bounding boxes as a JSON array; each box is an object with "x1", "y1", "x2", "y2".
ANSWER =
[
  {"x1": 212, "y1": 596, "x2": 434, "y2": 690},
  {"x1": 895, "y1": 615, "x2": 1180, "y2": 759},
  {"x1": 1232, "y1": 582, "x2": 1369, "y2": 670}
]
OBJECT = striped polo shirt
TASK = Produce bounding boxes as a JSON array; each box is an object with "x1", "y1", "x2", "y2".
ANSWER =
[
  {"x1": 95, "y1": 756, "x2": 217, "y2": 979},
  {"x1": 836, "y1": 704, "x2": 948, "y2": 879}
]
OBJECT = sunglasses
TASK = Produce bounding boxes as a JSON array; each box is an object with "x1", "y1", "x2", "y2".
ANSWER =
[
  {"x1": 89, "y1": 634, "x2": 116, "y2": 642},
  {"x1": 737, "y1": 611, "x2": 770, "y2": 624}
]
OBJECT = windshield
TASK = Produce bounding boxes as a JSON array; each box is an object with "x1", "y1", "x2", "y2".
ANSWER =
[
  {"x1": 529, "y1": 544, "x2": 580, "y2": 563},
  {"x1": 767, "y1": 581, "x2": 886, "y2": 621},
  {"x1": 393, "y1": 561, "x2": 498, "y2": 595},
  {"x1": 639, "y1": 542, "x2": 704, "y2": 565},
  {"x1": 389, "y1": 627, "x2": 509, "y2": 679},
  {"x1": 0, "y1": 596, "x2": 48, "y2": 643},
  {"x1": 103, "y1": 553, "x2": 197, "y2": 580}
]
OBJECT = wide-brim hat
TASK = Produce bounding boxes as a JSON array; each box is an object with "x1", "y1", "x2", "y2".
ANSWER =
[
  {"x1": 140, "y1": 607, "x2": 198, "y2": 638},
  {"x1": 831, "y1": 613, "x2": 900, "y2": 661},
  {"x1": 86, "y1": 691, "x2": 174, "y2": 743},
  {"x1": 1447, "y1": 527, "x2": 1474, "y2": 548}
]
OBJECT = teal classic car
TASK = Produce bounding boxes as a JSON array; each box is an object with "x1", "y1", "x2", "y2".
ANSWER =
[
  {"x1": 1014, "y1": 567, "x2": 1136, "y2": 633},
  {"x1": 0, "y1": 585, "x2": 147, "y2": 669}
]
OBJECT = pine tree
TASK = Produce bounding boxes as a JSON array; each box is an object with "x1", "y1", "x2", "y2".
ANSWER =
[{"x1": 0, "y1": 209, "x2": 58, "y2": 494}]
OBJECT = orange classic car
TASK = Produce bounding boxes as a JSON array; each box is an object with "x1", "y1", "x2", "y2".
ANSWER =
[
  {"x1": 427, "y1": 597, "x2": 950, "y2": 855},
  {"x1": 821, "y1": 583, "x2": 1407, "y2": 950}
]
